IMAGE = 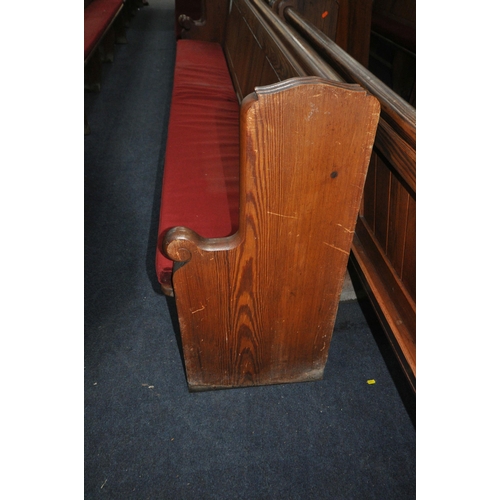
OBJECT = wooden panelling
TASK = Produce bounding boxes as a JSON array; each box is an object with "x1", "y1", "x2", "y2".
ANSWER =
[
  {"x1": 373, "y1": 156, "x2": 391, "y2": 251},
  {"x1": 361, "y1": 154, "x2": 377, "y2": 231},
  {"x1": 226, "y1": 0, "x2": 311, "y2": 101},
  {"x1": 225, "y1": 2, "x2": 280, "y2": 101},
  {"x1": 402, "y1": 195, "x2": 416, "y2": 301},
  {"x1": 290, "y1": 0, "x2": 372, "y2": 67},
  {"x1": 335, "y1": 0, "x2": 372, "y2": 67},
  {"x1": 374, "y1": 119, "x2": 415, "y2": 192},
  {"x1": 387, "y1": 173, "x2": 410, "y2": 277}
]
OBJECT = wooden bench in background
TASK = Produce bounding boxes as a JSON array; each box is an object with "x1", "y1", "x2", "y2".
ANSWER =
[
  {"x1": 84, "y1": 0, "x2": 128, "y2": 134},
  {"x1": 156, "y1": 0, "x2": 381, "y2": 391}
]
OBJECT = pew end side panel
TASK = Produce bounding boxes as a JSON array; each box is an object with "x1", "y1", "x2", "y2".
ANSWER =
[{"x1": 165, "y1": 77, "x2": 380, "y2": 391}]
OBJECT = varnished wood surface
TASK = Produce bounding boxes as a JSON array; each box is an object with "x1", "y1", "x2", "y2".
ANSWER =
[
  {"x1": 249, "y1": 0, "x2": 343, "y2": 82},
  {"x1": 225, "y1": 0, "x2": 298, "y2": 101},
  {"x1": 334, "y1": 0, "x2": 372, "y2": 68},
  {"x1": 225, "y1": 0, "x2": 333, "y2": 102},
  {"x1": 349, "y1": 239, "x2": 416, "y2": 391},
  {"x1": 165, "y1": 78, "x2": 380, "y2": 390}
]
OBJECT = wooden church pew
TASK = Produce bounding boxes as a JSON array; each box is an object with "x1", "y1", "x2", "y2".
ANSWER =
[
  {"x1": 155, "y1": 0, "x2": 380, "y2": 391},
  {"x1": 84, "y1": 0, "x2": 127, "y2": 134}
]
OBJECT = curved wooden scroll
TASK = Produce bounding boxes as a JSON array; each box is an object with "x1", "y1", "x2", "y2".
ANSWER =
[{"x1": 165, "y1": 77, "x2": 380, "y2": 391}]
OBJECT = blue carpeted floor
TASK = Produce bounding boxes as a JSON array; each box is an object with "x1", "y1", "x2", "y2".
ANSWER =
[{"x1": 84, "y1": 1, "x2": 415, "y2": 497}]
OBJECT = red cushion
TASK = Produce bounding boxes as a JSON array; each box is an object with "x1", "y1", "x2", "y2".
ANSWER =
[
  {"x1": 156, "y1": 40, "x2": 240, "y2": 286},
  {"x1": 84, "y1": 0, "x2": 123, "y2": 60}
]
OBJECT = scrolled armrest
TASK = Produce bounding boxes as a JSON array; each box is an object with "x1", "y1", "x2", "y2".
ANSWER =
[
  {"x1": 163, "y1": 225, "x2": 241, "y2": 264},
  {"x1": 163, "y1": 226, "x2": 203, "y2": 263}
]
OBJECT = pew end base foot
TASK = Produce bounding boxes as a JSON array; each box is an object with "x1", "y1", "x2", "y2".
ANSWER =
[{"x1": 186, "y1": 368, "x2": 325, "y2": 392}]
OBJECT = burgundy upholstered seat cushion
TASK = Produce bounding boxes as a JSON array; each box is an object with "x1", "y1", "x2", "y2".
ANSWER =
[
  {"x1": 156, "y1": 39, "x2": 240, "y2": 287},
  {"x1": 84, "y1": 0, "x2": 123, "y2": 61}
]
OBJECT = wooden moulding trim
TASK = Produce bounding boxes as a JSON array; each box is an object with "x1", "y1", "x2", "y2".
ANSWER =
[
  {"x1": 349, "y1": 249, "x2": 416, "y2": 392},
  {"x1": 84, "y1": 4, "x2": 124, "y2": 66},
  {"x1": 248, "y1": 0, "x2": 344, "y2": 82},
  {"x1": 254, "y1": 75, "x2": 364, "y2": 95},
  {"x1": 234, "y1": 0, "x2": 308, "y2": 81},
  {"x1": 352, "y1": 218, "x2": 416, "y2": 380},
  {"x1": 356, "y1": 217, "x2": 416, "y2": 318},
  {"x1": 282, "y1": 6, "x2": 416, "y2": 149},
  {"x1": 375, "y1": 119, "x2": 416, "y2": 194}
]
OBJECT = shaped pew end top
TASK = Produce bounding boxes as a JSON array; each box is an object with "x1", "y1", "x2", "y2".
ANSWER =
[{"x1": 163, "y1": 76, "x2": 381, "y2": 268}]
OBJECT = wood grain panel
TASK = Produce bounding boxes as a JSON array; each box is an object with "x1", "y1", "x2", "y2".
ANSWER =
[
  {"x1": 227, "y1": 0, "x2": 320, "y2": 102},
  {"x1": 292, "y1": 0, "x2": 340, "y2": 43},
  {"x1": 238, "y1": 0, "x2": 308, "y2": 81},
  {"x1": 361, "y1": 153, "x2": 377, "y2": 231},
  {"x1": 335, "y1": 0, "x2": 372, "y2": 67},
  {"x1": 373, "y1": 118, "x2": 415, "y2": 194},
  {"x1": 225, "y1": 2, "x2": 279, "y2": 101},
  {"x1": 402, "y1": 195, "x2": 416, "y2": 301},
  {"x1": 387, "y1": 174, "x2": 409, "y2": 276},
  {"x1": 353, "y1": 219, "x2": 416, "y2": 344},
  {"x1": 250, "y1": 0, "x2": 343, "y2": 81},
  {"x1": 373, "y1": 156, "x2": 391, "y2": 251}
]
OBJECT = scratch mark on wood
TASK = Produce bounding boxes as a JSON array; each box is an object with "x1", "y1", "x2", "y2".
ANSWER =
[
  {"x1": 191, "y1": 305, "x2": 206, "y2": 314},
  {"x1": 323, "y1": 242, "x2": 349, "y2": 255},
  {"x1": 267, "y1": 211, "x2": 298, "y2": 219},
  {"x1": 336, "y1": 223, "x2": 354, "y2": 233}
]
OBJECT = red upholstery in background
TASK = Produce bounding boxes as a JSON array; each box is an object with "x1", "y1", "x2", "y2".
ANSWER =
[
  {"x1": 84, "y1": 0, "x2": 123, "y2": 60},
  {"x1": 156, "y1": 40, "x2": 240, "y2": 286}
]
